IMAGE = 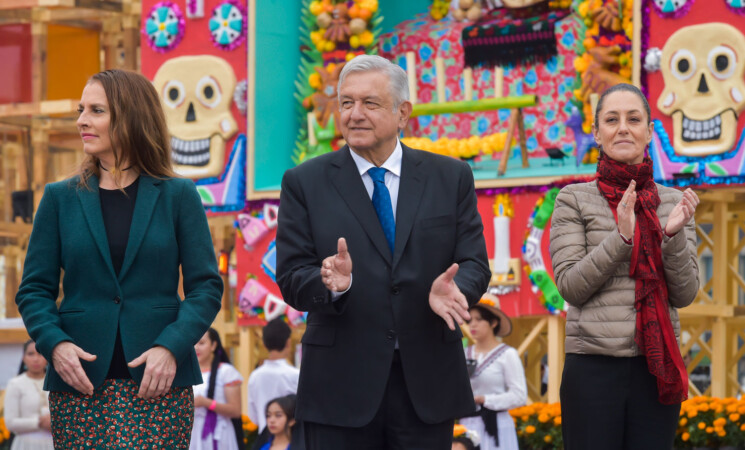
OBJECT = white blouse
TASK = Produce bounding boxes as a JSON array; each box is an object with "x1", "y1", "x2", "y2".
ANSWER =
[
  {"x1": 467, "y1": 344, "x2": 527, "y2": 412},
  {"x1": 3, "y1": 372, "x2": 54, "y2": 450}
]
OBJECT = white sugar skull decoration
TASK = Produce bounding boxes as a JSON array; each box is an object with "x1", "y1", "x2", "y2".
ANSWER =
[
  {"x1": 152, "y1": 55, "x2": 238, "y2": 178},
  {"x1": 657, "y1": 23, "x2": 745, "y2": 157}
]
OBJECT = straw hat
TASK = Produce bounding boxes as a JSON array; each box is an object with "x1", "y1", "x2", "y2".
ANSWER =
[{"x1": 470, "y1": 293, "x2": 512, "y2": 337}]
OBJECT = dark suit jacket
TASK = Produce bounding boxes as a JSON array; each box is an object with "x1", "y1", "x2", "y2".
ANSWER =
[
  {"x1": 276, "y1": 145, "x2": 490, "y2": 427},
  {"x1": 16, "y1": 174, "x2": 223, "y2": 393}
]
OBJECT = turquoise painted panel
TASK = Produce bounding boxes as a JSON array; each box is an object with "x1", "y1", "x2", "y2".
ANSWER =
[{"x1": 252, "y1": 0, "x2": 430, "y2": 194}]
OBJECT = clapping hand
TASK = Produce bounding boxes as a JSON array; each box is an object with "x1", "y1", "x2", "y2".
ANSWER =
[
  {"x1": 51, "y1": 342, "x2": 96, "y2": 395},
  {"x1": 665, "y1": 188, "x2": 699, "y2": 236},
  {"x1": 429, "y1": 263, "x2": 470, "y2": 331},
  {"x1": 321, "y1": 238, "x2": 352, "y2": 292},
  {"x1": 617, "y1": 180, "x2": 637, "y2": 240}
]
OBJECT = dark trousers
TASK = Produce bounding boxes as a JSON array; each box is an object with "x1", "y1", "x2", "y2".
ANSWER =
[
  {"x1": 561, "y1": 354, "x2": 681, "y2": 450},
  {"x1": 304, "y1": 351, "x2": 454, "y2": 450}
]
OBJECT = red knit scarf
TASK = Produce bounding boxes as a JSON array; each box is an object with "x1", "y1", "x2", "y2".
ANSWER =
[{"x1": 596, "y1": 153, "x2": 688, "y2": 405}]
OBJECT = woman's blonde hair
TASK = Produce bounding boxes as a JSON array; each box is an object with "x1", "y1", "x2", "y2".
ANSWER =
[{"x1": 77, "y1": 69, "x2": 176, "y2": 188}]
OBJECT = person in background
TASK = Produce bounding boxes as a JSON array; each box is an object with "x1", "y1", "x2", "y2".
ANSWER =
[
  {"x1": 247, "y1": 319, "x2": 299, "y2": 433},
  {"x1": 550, "y1": 83, "x2": 699, "y2": 450},
  {"x1": 259, "y1": 395, "x2": 298, "y2": 450},
  {"x1": 3, "y1": 340, "x2": 54, "y2": 450},
  {"x1": 15, "y1": 69, "x2": 223, "y2": 449},
  {"x1": 452, "y1": 424, "x2": 481, "y2": 450},
  {"x1": 460, "y1": 295, "x2": 526, "y2": 450},
  {"x1": 191, "y1": 328, "x2": 244, "y2": 450}
]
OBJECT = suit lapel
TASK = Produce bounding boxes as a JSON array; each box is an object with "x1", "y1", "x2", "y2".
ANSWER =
[
  {"x1": 392, "y1": 145, "x2": 425, "y2": 270},
  {"x1": 118, "y1": 176, "x2": 161, "y2": 281},
  {"x1": 77, "y1": 175, "x2": 117, "y2": 283},
  {"x1": 330, "y1": 147, "x2": 392, "y2": 264}
]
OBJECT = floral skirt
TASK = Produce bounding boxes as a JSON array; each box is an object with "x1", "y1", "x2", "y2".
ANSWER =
[{"x1": 48, "y1": 379, "x2": 194, "y2": 449}]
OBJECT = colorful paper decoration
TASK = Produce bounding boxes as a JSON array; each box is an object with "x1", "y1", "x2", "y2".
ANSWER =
[
  {"x1": 651, "y1": 0, "x2": 695, "y2": 18},
  {"x1": 186, "y1": 0, "x2": 205, "y2": 18},
  {"x1": 209, "y1": 0, "x2": 247, "y2": 50},
  {"x1": 238, "y1": 213, "x2": 270, "y2": 247},
  {"x1": 238, "y1": 278, "x2": 269, "y2": 315},
  {"x1": 143, "y1": 2, "x2": 185, "y2": 53},
  {"x1": 522, "y1": 188, "x2": 565, "y2": 314},
  {"x1": 263, "y1": 204, "x2": 279, "y2": 229},
  {"x1": 263, "y1": 293, "x2": 287, "y2": 321},
  {"x1": 234, "y1": 79, "x2": 248, "y2": 116},
  {"x1": 195, "y1": 134, "x2": 247, "y2": 212},
  {"x1": 725, "y1": 0, "x2": 745, "y2": 15},
  {"x1": 285, "y1": 305, "x2": 307, "y2": 326},
  {"x1": 261, "y1": 240, "x2": 277, "y2": 282}
]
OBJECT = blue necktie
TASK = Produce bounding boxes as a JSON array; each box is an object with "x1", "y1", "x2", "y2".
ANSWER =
[{"x1": 368, "y1": 167, "x2": 395, "y2": 254}]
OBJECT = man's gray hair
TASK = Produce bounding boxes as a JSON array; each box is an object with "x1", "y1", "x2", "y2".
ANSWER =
[{"x1": 337, "y1": 55, "x2": 410, "y2": 109}]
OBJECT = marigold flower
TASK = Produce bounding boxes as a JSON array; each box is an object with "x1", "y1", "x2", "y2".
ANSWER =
[
  {"x1": 554, "y1": 417, "x2": 562, "y2": 426},
  {"x1": 706, "y1": 427, "x2": 714, "y2": 433},
  {"x1": 698, "y1": 422, "x2": 706, "y2": 430},
  {"x1": 717, "y1": 430, "x2": 726, "y2": 437},
  {"x1": 682, "y1": 432, "x2": 690, "y2": 441},
  {"x1": 714, "y1": 418, "x2": 727, "y2": 427},
  {"x1": 525, "y1": 425, "x2": 536, "y2": 434},
  {"x1": 544, "y1": 435, "x2": 553, "y2": 443},
  {"x1": 731, "y1": 413, "x2": 741, "y2": 422},
  {"x1": 538, "y1": 413, "x2": 550, "y2": 423},
  {"x1": 688, "y1": 410, "x2": 698, "y2": 418},
  {"x1": 679, "y1": 418, "x2": 687, "y2": 426},
  {"x1": 741, "y1": 423, "x2": 745, "y2": 432}
]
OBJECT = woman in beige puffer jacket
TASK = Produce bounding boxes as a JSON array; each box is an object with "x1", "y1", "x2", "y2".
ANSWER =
[{"x1": 549, "y1": 83, "x2": 699, "y2": 450}]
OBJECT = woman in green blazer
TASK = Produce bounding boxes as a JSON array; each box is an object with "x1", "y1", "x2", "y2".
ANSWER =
[{"x1": 15, "y1": 69, "x2": 223, "y2": 449}]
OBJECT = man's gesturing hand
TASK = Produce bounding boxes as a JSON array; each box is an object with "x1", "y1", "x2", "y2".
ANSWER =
[
  {"x1": 321, "y1": 237, "x2": 352, "y2": 292},
  {"x1": 429, "y1": 263, "x2": 470, "y2": 331}
]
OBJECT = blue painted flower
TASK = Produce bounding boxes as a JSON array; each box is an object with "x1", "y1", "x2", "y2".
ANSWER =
[
  {"x1": 525, "y1": 69, "x2": 537, "y2": 87},
  {"x1": 422, "y1": 73, "x2": 432, "y2": 83},
  {"x1": 478, "y1": 117, "x2": 488, "y2": 134},
  {"x1": 525, "y1": 114, "x2": 537, "y2": 127},
  {"x1": 548, "y1": 125, "x2": 559, "y2": 141},
  {"x1": 527, "y1": 136, "x2": 538, "y2": 150},
  {"x1": 546, "y1": 56, "x2": 558, "y2": 74},
  {"x1": 546, "y1": 110, "x2": 555, "y2": 121},
  {"x1": 442, "y1": 41, "x2": 450, "y2": 52},
  {"x1": 398, "y1": 56, "x2": 407, "y2": 70},
  {"x1": 209, "y1": 1, "x2": 245, "y2": 50},
  {"x1": 392, "y1": 35, "x2": 399, "y2": 45},
  {"x1": 419, "y1": 116, "x2": 432, "y2": 127},
  {"x1": 514, "y1": 81, "x2": 524, "y2": 96},
  {"x1": 419, "y1": 45, "x2": 433, "y2": 62},
  {"x1": 382, "y1": 42, "x2": 392, "y2": 53},
  {"x1": 561, "y1": 31, "x2": 575, "y2": 48},
  {"x1": 499, "y1": 110, "x2": 511, "y2": 121}
]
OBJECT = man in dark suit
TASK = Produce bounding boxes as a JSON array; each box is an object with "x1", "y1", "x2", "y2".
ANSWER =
[{"x1": 276, "y1": 55, "x2": 491, "y2": 449}]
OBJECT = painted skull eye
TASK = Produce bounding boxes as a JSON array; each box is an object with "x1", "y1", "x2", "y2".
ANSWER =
[
  {"x1": 196, "y1": 76, "x2": 222, "y2": 109},
  {"x1": 670, "y1": 49, "x2": 696, "y2": 81},
  {"x1": 162, "y1": 80, "x2": 185, "y2": 108},
  {"x1": 708, "y1": 45, "x2": 736, "y2": 80}
]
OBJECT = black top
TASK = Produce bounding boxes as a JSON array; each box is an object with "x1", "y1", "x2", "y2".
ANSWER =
[{"x1": 99, "y1": 177, "x2": 140, "y2": 379}]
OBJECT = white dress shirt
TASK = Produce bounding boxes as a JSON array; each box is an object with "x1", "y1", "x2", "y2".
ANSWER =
[{"x1": 246, "y1": 358, "x2": 300, "y2": 432}]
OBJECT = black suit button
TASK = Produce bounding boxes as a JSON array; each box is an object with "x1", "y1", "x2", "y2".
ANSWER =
[
  {"x1": 113, "y1": 296, "x2": 121, "y2": 304},
  {"x1": 387, "y1": 330, "x2": 396, "y2": 340},
  {"x1": 391, "y1": 286, "x2": 400, "y2": 295}
]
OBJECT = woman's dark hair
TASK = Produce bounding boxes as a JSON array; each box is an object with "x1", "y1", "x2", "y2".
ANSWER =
[
  {"x1": 593, "y1": 83, "x2": 652, "y2": 128},
  {"x1": 204, "y1": 328, "x2": 246, "y2": 449},
  {"x1": 453, "y1": 435, "x2": 480, "y2": 450},
  {"x1": 17, "y1": 339, "x2": 36, "y2": 375},
  {"x1": 470, "y1": 305, "x2": 501, "y2": 336},
  {"x1": 77, "y1": 69, "x2": 176, "y2": 189},
  {"x1": 265, "y1": 394, "x2": 297, "y2": 435}
]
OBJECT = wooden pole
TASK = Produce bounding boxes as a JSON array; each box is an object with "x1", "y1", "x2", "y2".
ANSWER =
[
  {"x1": 463, "y1": 67, "x2": 473, "y2": 102},
  {"x1": 435, "y1": 56, "x2": 446, "y2": 103},
  {"x1": 405, "y1": 51, "x2": 417, "y2": 105},
  {"x1": 547, "y1": 315, "x2": 564, "y2": 403},
  {"x1": 516, "y1": 108, "x2": 529, "y2": 169},
  {"x1": 498, "y1": 109, "x2": 519, "y2": 176},
  {"x1": 494, "y1": 66, "x2": 504, "y2": 98}
]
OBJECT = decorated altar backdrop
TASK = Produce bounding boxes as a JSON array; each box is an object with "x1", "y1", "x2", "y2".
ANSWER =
[
  {"x1": 379, "y1": 13, "x2": 581, "y2": 158},
  {"x1": 140, "y1": 0, "x2": 249, "y2": 212},
  {"x1": 644, "y1": 0, "x2": 745, "y2": 186}
]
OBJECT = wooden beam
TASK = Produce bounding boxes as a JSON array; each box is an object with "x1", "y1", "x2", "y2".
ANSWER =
[
  {"x1": 678, "y1": 303, "x2": 745, "y2": 318},
  {"x1": 0, "y1": 100, "x2": 79, "y2": 118},
  {"x1": 546, "y1": 314, "x2": 564, "y2": 403},
  {"x1": 710, "y1": 317, "x2": 727, "y2": 397},
  {"x1": 0, "y1": 328, "x2": 30, "y2": 344},
  {"x1": 516, "y1": 317, "x2": 547, "y2": 356},
  {"x1": 0, "y1": 0, "x2": 74, "y2": 10}
]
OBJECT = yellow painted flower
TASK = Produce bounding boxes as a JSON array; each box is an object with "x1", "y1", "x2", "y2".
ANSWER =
[
  {"x1": 359, "y1": 31, "x2": 374, "y2": 47},
  {"x1": 324, "y1": 41, "x2": 336, "y2": 52},
  {"x1": 309, "y1": 73, "x2": 321, "y2": 89},
  {"x1": 349, "y1": 35, "x2": 361, "y2": 49},
  {"x1": 346, "y1": 52, "x2": 356, "y2": 62},
  {"x1": 309, "y1": 1, "x2": 323, "y2": 16}
]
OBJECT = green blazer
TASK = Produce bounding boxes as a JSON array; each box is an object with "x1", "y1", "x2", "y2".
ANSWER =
[{"x1": 16, "y1": 174, "x2": 223, "y2": 393}]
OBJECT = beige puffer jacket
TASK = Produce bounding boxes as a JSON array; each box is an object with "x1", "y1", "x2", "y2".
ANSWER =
[{"x1": 549, "y1": 181, "x2": 699, "y2": 357}]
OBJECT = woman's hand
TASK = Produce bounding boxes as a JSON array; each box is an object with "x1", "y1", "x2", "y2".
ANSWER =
[
  {"x1": 617, "y1": 180, "x2": 637, "y2": 240},
  {"x1": 665, "y1": 188, "x2": 699, "y2": 236},
  {"x1": 128, "y1": 346, "x2": 177, "y2": 399},
  {"x1": 194, "y1": 395, "x2": 211, "y2": 409},
  {"x1": 474, "y1": 395, "x2": 485, "y2": 405},
  {"x1": 51, "y1": 341, "x2": 96, "y2": 395},
  {"x1": 38, "y1": 414, "x2": 51, "y2": 431}
]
